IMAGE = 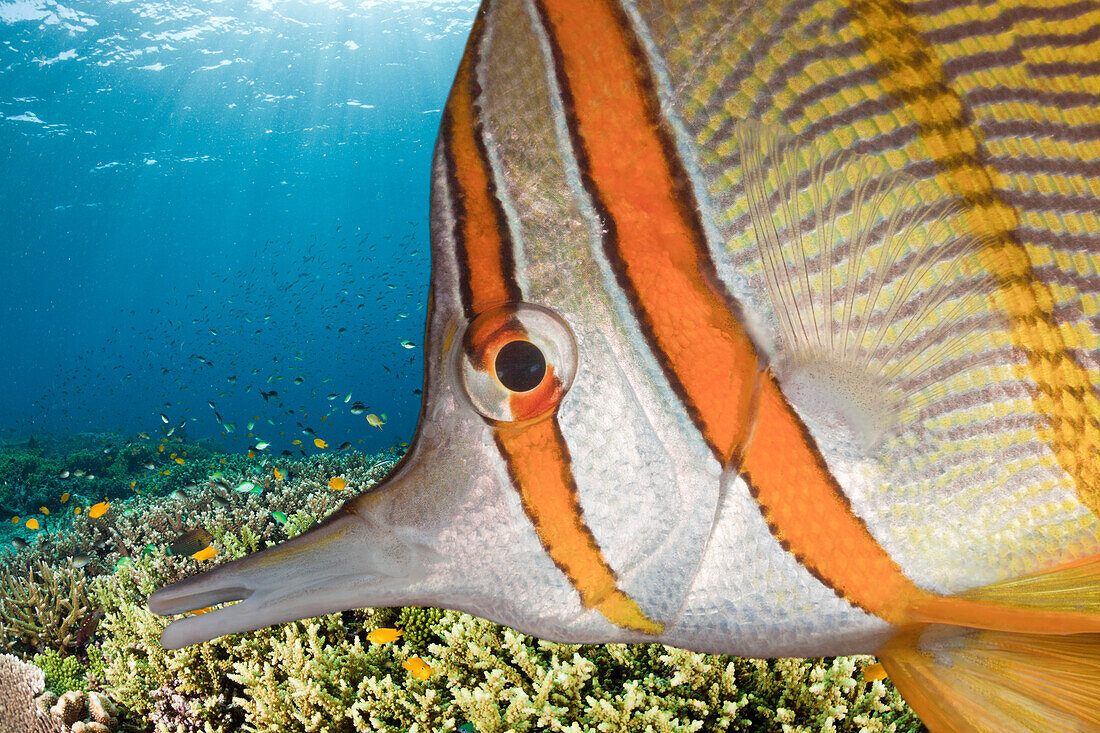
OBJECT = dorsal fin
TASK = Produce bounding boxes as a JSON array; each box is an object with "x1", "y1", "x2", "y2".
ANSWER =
[{"x1": 737, "y1": 122, "x2": 1002, "y2": 450}]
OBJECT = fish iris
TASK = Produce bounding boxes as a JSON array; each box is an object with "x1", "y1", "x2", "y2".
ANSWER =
[{"x1": 495, "y1": 340, "x2": 546, "y2": 392}]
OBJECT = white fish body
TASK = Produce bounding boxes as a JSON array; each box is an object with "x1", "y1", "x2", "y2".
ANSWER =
[{"x1": 152, "y1": 0, "x2": 1100, "y2": 728}]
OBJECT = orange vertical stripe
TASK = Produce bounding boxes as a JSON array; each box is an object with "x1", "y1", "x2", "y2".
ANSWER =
[
  {"x1": 535, "y1": 0, "x2": 760, "y2": 466},
  {"x1": 444, "y1": 32, "x2": 520, "y2": 315},
  {"x1": 740, "y1": 375, "x2": 931, "y2": 623},
  {"x1": 495, "y1": 420, "x2": 663, "y2": 634},
  {"x1": 535, "y1": 0, "x2": 930, "y2": 621},
  {"x1": 442, "y1": 15, "x2": 660, "y2": 634}
]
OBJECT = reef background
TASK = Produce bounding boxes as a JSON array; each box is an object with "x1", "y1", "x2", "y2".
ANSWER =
[
  {"x1": 2, "y1": 1, "x2": 926, "y2": 730},
  {"x1": 0, "y1": 438, "x2": 924, "y2": 732},
  {"x1": 1, "y1": 0, "x2": 477, "y2": 450}
]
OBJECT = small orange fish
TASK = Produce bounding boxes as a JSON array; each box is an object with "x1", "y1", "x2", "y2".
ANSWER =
[
  {"x1": 862, "y1": 662, "x2": 887, "y2": 682},
  {"x1": 175, "y1": 458, "x2": 185, "y2": 465},
  {"x1": 366, "y1": 627, "x2": 403, "y2": 644},
  {"x1": 273, "y1": 467, "x2": 283, "y2": 483},
  {"x1": 247, "y1": 450, "x2": 255, "y2": 459},
  {"x1": 89, "y1": 501, "x2": 110, "y2": 519},
  {"x1": 25, "y1": 517, "x2": 39, "y2": 530},
  {"x1": 292, "y1": 440, "x2": 302, "y2": 446},
  {"x1": 10, "y1": 516, "x2": 18, "y2": 525},
  {"x1": 314, "y1": 438, "x2": 327, "y2": 449},
  {"x1": 329, "y1": 476, "x2": 347, "y2": 491},
  {"x1": 366, "y1": 414, "x2": 385, "y2": 429},
  {"x1": 403, "y1": 656, "x2": 431, "y2": 680},
  {"x1": 73, "y1": 507, "x2": 81, "y2": 515},
  {"x1": 60, "y1": 493, "x2": 70, "y2": 504},
  {"x1": 130, "y1": 481, "x2": 137, "y2": 489},
  {"x1": 39, "y1": 506, "x2": 49, "y2": 515},
  {"x1": 191, "y1": 546, "x2": 217, "y2": 562}
]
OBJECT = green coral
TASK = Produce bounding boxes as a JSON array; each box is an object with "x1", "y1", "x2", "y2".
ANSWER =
[
  {"x1": 86, "y1": 643, "x2": 106, "y2": 681},
  {"x1": 0, "y1": 560, "x2": 93, "y2": 654},
  {"x1": 422, "y1": 614, "x2": 923, "y2": 733},
  {"x1": 65, "y1": 449, "x2": 116, "y2": 478},
  {"x1": 397, "y1": 607, "x2": 446, "y2": 651},
  {"x1": 33, "y1": 648, "x2": 87, "y2": 694}
]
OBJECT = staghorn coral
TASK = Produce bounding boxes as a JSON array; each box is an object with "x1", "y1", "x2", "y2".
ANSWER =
[
  {"x1": 284, "y1": 450, "x2": 399, "y2": 498},
  {"x1": 149, "y1": 675, "x2": 229, "y2": 733},
  {"x1": 0, "y1": 561, "x2": 94, "y2": 655},
  {"x1": 227, "y1": 616, "x2": 409, "y2": 732},
  {"x1": 217, "y1": 605, "x2": 922, "y2": 733},
  {"x1": 421, "y1": 612, "x2": 923, "y2": 733}
]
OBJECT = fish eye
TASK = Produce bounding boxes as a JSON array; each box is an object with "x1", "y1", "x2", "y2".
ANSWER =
[
  {"x1": 455, "y1": 302, "x2": 577, "y2": 424},
  {"x1": 494, "y1": 340, "x2": 546, "y2": 392}
]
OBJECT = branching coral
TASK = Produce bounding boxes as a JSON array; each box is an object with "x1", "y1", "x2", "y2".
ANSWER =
[
  {"x1": 0, "y1": 561, "x2": 93, "y2": 655},
  {"x1": 422, "y1": 613, "x2": 922, "y2": 733},
  {"x1": 91, "y1": 552, "x2": 246, "y2": 732},
  {"x1": 33, "y1": 649, "x2": 88, "y2": 695}
]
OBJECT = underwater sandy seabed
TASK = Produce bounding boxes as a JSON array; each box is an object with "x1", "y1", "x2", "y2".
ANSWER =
[{"x1": 0, "y1": 434, "x2": 924, "y2": 732}]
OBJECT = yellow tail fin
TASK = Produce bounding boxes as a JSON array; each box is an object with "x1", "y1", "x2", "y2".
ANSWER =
[
  {"x1": 880, "y1": 628, "x2": 1100, "y2": 733},
  {"x1": 879, "y1": 554, "x2": 1100, "y2": 731}
]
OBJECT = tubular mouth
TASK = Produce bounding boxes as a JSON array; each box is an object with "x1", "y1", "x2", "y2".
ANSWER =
[{"x1": 147, "y1": 504, "x2": 432, "y2": 649}]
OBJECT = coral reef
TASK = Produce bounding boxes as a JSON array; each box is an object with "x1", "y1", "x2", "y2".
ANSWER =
[
  {"x1": 0, "y1": 561, "x2": 94, "y2": 655},
  {"x1": 37, "y1": 688, "x2": 119, "y2": 733},
  {"x1": 3, "y1": 444, "x2": 923, "y2": 732},
  {"x1": 34, "y1": 649, "x2": 89, "y2": 694},
  {"x1": 0, "y1": 652, "x2": 64, "y2": 733},
  {"x1": 423, "y1": 613, "x2": 922, "y2": 733}
]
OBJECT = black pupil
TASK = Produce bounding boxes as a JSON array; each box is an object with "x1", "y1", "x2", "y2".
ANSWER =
[{"x1": 495, "y1": 340, "x2": 546, "y2": 392}]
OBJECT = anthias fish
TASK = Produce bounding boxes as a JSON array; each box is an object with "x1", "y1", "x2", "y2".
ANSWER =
[{"x1": 150, "y1": 0, "x2": 1100, "y2": 729}]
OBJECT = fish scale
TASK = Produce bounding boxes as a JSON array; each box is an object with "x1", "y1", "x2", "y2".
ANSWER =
[{"x1": 150, "y1": 1, "x2": 1100, "y2": 729}]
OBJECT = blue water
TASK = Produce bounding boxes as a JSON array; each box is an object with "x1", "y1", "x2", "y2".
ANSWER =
[{"x1": 0, "y1": 0, "x2": 477, "y2": 455}]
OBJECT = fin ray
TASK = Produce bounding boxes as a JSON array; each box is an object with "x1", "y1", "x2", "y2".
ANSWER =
[
  {"x1": 880, "y1": 628, "x2": 1100, "y2": 733},
  {"x1": 736, "y1": 121, "x2": 1002, "y2": 444}
]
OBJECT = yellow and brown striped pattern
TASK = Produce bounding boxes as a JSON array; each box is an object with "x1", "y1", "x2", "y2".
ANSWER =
[{"x1": 640, "y1": 0, "x2": 1100, "y2": 592}]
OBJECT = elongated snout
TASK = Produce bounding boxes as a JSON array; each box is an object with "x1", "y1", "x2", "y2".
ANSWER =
[{"x1": 148, "y1": 489, "x2": 442, "y2": 648}]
